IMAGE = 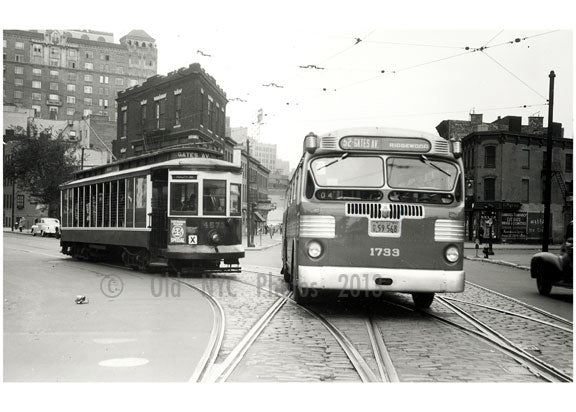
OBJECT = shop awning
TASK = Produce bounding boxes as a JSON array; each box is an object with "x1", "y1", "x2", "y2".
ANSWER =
[{"x1": 254, "y1": 211, "x2": 266, "y2": 222}]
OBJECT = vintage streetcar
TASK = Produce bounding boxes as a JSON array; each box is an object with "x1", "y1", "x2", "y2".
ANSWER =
[
  {"x1": 282, "y1": 127, "x2": 466, "y2": 307},
  {"x1": 59, "y1": 146, "x2": 244, "y2": 273}
]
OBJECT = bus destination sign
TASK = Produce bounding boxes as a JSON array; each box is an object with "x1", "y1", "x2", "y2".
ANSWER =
[{"x1": 339, "y1": 136, "x2": 431, "y2": 152}]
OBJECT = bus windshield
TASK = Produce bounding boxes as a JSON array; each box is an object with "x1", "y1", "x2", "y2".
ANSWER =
[
  {"x1": 311, "y1": 156, "x2": 384, "y2": 187},
  {"x1": 386, "y1": 157, "x2": 458, "y2": 191}
]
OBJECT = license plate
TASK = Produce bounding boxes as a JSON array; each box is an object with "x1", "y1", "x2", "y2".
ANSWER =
[{"x1": 370, "y1": 220, "x2": 401, "y2": 236}]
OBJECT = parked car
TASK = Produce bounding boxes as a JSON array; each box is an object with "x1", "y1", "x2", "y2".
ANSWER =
[
  {"x1": 31, "y1": 218, "x2": 61, "y2": 238},
  {"x1": 530, "y1": 221, "x2": 573, "y2": 296}
]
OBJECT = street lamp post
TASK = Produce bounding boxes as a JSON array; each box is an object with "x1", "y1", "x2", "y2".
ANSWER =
[{"x1": 246, "y1": 139, "x2": 255, "y2": 248}]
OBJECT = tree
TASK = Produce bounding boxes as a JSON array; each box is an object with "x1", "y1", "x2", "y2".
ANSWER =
[{"x1": 3, "y1": 127, "x2": 79, "y2": 215}]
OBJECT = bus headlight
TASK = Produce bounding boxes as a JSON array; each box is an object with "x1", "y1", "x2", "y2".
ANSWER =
[
  {"x1": 307, "y1": 241, "x2": 323, "y2": 258},
  {"x1": 445, "y1": 246, "x2": 460, "y2": 263}
]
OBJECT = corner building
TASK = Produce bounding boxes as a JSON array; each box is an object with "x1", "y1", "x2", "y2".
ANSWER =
[
  {"x1": 113, "y1": 63, "x2": 227, "y2": 159},
  {"x1": 436, "y1": 114, "x2": 573, "y2": 243}
]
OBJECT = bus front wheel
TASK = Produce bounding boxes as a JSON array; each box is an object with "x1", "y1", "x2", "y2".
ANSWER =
[{"x1": 412, "y1": 292, "x2": 435, "y2": 309}]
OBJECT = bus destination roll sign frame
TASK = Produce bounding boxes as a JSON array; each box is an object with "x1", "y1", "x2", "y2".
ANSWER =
[{"x1": 339, "y1": 136, "x2": 431, "y2": 152}]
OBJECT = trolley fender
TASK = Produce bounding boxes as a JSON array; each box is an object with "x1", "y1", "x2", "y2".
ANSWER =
[{"x1": 530, "y1": 252, "x2": 562, "y2": 279}]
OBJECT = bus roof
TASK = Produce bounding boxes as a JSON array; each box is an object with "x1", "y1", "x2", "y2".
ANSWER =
[{"x1": 319, "y1": 127, "x2": 443, "y2": 141}]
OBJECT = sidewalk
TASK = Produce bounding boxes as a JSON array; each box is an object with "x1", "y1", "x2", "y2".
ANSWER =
[
  {"x1": 463, "y1": 241, "x2": 561, "y2": 271},
  {"x1": 243, "y1": 234, "x2": 282, "y2": 251}
]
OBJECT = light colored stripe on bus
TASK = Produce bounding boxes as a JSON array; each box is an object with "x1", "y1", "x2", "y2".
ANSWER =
[
  {"x1": 299, "y1": 215, "x2": 336, "y2": 238},
  {"x1": 434, "y1": 219, "x2": 464, "y2": 242}
]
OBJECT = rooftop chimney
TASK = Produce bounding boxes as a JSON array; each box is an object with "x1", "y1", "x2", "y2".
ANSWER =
[{"x1": 470, "y1": 113, "x2": 483, "y2": 125}]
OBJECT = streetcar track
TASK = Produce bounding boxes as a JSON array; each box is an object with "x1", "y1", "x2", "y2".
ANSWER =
[
  {"x1": 466, "y1": 281, "x2": 573, "y2": 327},
  {"x1": 442, "y1": 296, "x2": 573, "y2": 333},
  {"x1": 434, "y1": 295, "x2": 572, "y2": 382}
]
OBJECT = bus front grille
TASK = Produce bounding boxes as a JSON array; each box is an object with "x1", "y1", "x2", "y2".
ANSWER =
[{"x1": 345, "y1": 203, "x2": 424, "y2": 219}]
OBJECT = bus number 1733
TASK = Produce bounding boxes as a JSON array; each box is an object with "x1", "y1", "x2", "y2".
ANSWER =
[{"x1": 369, "y1": 248, "x2": 400, "y2": 257}]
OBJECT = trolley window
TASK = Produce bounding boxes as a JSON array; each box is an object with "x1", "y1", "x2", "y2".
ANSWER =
[
  {"x1": 126, "y1": 177, "x2": 134, "y2": 227},
  {"x1": 203, "y1": 179, "x2": 226, "y2": 216},
  {"x1": 230, "y1": 183, "x2": 241, "y2": 216},
  {"x1": 170, "y1": 182, "x2": 198, "y2": 216},
  {"x1": 135, "y1": 176, "x2": 147, "y2": 227},
  {"x1": 310, "y1": 156, "x2": 384, "y2": 188},
  {"x1": 386, "y1": 156, "x2": 458, "y2": 191}
]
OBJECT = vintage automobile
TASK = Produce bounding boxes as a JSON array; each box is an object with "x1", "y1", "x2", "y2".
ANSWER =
[
  {"x1": 31, "y1": 218, "x2": 61, "y2": 238},
  {"x1": 530, "y1": 221, "x2": 573, "y2": 296}
]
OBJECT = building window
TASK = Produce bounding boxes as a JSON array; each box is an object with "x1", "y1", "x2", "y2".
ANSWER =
[
  {"x1": 140, "y1": 103, "x2": 147, "y2": 128},
  {"x1": 14, "y1": 90, "x2": 23, "y2": 99},
  {"x1": 84, "y1": 97, "x2": 92, "y2": 106},
  {"x1": 207, "y1": 98, "x2": 213, "y2": 131},
  {"x1": 116, "y1": 67, "x2": 124, "y2": 75},
  {"x1": 32, "y1": 80, "x2": 41, "y2": 89},
  {"x1": 67, "y1": 84, "x2": 76, "y2": 92},
  {"x1": 68, "y1": 72, "x2": 76, "y2": 81},
  {"x1": 49, "y1": 106, "x2": 58, "y2": 120},
  {"x1": 15, "y1": 41, "x2": 24, "y2": 50},
  {"x1": 155, "y1": 99, "x2": 165, "y2": 129},
  {"x1": 121, "y1": 109, "x2": 127, "y2": 137},
  {"x1": 85, "y1": 51, "x2": 93, "y2": 59},
  {"x1": 521, "y1": 149, "x2": 530, "y2": 169},
  {"x1": 522, "y1": 179, "x2": 530, "y2": 203},
  {"x1": 32, "y1": 105, "x2": 41, "y2": 117},
  {"x1": 67, "y1": 96, "x2": 76, "y2": 104},
  {"x1": 67, "y1": 107, "x2": 75, "y2": 116},
  {"x1": 99, "y1": 75, "x2": 109, "y2": 84},
  {"x1": 174, "y1": 94, "x2": 181, "y2": 126},
  {"x1": 84, "y1": 85, "x2": 92, "y2": 94},
  {"x1": 566, "y1": 154, "x2": 573, "y2": 173},
  {"x1": 484, "y1": 177, "x2": 496, "y2": 201},
  {"x1": 32, "y1": 92, "x2": 41, "y2": 101},
  {"x1": 33, "y1": 68, "x2": 42, "y2": 76},
  {"x1": 99, "y1": 99, "x2": 108, "y2": 108},
  {"x1": 115, "y1": 77, "x2": 124, "y2": 86},
  {"x1": 84, "y1": 62, "x2": 93, "y2": 70},
  {"x1": 50, "y1": 82, "x2": 59, "y2": 91},
  {"x1": 15, "y1": 66, "x2": 24, "y2": 75},
  {"x1": 484, "y1": 146, "x2": 496, "y2": 168},
  {"x1": 14, "y1": 78, "x2": 23, "y2": 86},
  {"x1": 69, "y1": 49, "x2": 77, "y2": 58},
  {"x1": 15, "y1": 54, "x2": 23, "y2": 62},
  {"x1": 16, "y1": 194, "x2": 25, "y2": 209},
  {"x1": 49, "y1": 94, "x2": 60, "y2": 101},
  {"x1": 33, "y1": 44, "x2": 42, "y2": 54},
  {"x1": 200, "y1": 91, "x2": 205, "y2": 125},
  {"x1": 84, "y1": 74, "x2": 93, "y2": 82},
  {"x1": 68, "y1": 61, "x2": 76, "y2": 69},
  {"x1": 83, "y1": 109, "x2": 92, "y2": 117},
  {"x1": 50, "y1": 59, "x2": 59, "y2": 67},
  {"x1": 50, "y1": 70, "x2": 59, "y2": 78}
]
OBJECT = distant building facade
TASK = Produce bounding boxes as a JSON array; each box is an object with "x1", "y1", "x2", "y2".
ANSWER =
[
  {"x1": 113, "y1": 63, "x2": 227, "y2": 159},
  {"x1": 436, "y1": 114, "x2": 573, "y2": 243}
]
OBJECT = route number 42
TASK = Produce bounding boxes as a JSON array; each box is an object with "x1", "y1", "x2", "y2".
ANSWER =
[{"x1": 369, "y1": 248, "x2": 400, "y2": 257}]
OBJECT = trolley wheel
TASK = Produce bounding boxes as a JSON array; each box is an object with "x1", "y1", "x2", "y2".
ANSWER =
[
  {"x1": 32, "y1": 230, "x2": 36, "y2": 237},
  {"x1": 136, "y1": 250, "x2": 151, "y2": 272},
  {"x1": 41, "y1": 230, "x2": 46, "y2": 237},
  {"x1": 536, "y1": 274, "x2": 552, "y2": 296},
  {"x1": 282, "y1": 263, "x2": 292, "y2": 283},
  {"x1": 412, "y1": 292, "x2": 435, "y2": 309}
]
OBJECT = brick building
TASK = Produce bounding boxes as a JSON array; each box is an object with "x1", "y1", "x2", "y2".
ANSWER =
[
  {"x1": 436, "y1": 114, "x2": 573, "y2": 243},
  {"x1": 113, "y1": 63, "x2": 227, "y2": 159},
  {"x1": 3, "y1": 29, "x2": 157, "y2": 151}
]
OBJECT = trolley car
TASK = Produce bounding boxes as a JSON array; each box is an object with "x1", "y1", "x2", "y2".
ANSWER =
[
  {"x1": 282, "y1": 127, "x2": 465, "y2": 307},
  {"x1": 59, "y1": 147, "x2": 244, "y2": 272}
]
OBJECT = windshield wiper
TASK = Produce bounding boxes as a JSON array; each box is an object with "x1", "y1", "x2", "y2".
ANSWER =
[
  {"x1": 420, "y1": 155, "x2": 451, "y2": 177},
  {"x1": 315, "y1": 152, "x2": 349, "y2": 171}
]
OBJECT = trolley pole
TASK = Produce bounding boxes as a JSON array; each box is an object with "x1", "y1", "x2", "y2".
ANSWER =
[
  {"x1": 542, "y1": 70, "x2": 555, "y2": 252},
  {"x1": 246, "y1": 139, "x2": 255, "y2": 247}
]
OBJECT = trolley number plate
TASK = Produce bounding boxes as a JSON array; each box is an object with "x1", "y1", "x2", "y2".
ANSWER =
[{"x1": 370, "y1": 220, "x2": 401, "y2": 235}]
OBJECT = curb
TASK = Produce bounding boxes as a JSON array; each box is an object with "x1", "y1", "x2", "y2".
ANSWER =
[{"x1": 465, "y1": 256, "x2": 530, "y2": 271}]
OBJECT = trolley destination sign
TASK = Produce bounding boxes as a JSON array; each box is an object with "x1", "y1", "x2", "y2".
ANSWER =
[{"x1": 339, "y1": 136, "x2": 431, "y2": 152}]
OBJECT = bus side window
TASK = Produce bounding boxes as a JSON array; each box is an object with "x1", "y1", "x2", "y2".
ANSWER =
[{"x1": 305, "y1": 171, "x2": 315, "y2": 199}]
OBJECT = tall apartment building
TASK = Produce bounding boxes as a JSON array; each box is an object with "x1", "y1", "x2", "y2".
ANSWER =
[
  {"x1": 3, "y1": 29, "x2": 157, "y2": 150},
  {"x1": 436, "y1": 113, "x2": 573, "y2": 243}
]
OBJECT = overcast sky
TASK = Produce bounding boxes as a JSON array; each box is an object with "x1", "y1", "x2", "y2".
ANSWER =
[{"x1": 2, "y1": 1, "x2": 574, "y2": 172}]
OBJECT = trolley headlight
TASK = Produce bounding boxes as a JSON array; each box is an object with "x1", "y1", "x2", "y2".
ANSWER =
[
  {"x1": 210, "y1": 231, "x2": 222, "y2": 245},
  {"x1": 445, "y1": 246, "x2": 460, "y2": 263},
  {"x1": 307, "y1": 241, "x2": 323, "y2": 258}
]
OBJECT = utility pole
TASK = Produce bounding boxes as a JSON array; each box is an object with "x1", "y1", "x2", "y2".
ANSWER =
[
  {"x1": 80, "y1": 147, "x2": 85, "y2": 170},
  {"x1": 246, "y1": 139, "x2": 255, "y2": 247},
  {"x1": 542, "y1": 70, "x2": 555, "y2": 252}
]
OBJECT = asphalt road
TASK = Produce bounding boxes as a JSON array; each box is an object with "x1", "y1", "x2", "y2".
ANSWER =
[{"x1": 3, "y1": 233, "x2": 214, "y2": 382}]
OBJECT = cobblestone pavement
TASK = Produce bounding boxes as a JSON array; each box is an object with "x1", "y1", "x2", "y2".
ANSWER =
[{"x1": 441, "y1": 284, "x2": 573, "y2": 376}]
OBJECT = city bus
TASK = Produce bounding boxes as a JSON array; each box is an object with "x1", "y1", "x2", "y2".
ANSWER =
[{"x1": 281, "y1": 127, "x2": 465, "y2": 307}]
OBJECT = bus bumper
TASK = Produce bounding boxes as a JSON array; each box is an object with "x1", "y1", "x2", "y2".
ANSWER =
[{"x1": 298, "y1": 266, "x2": 465, "y2": 292}]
